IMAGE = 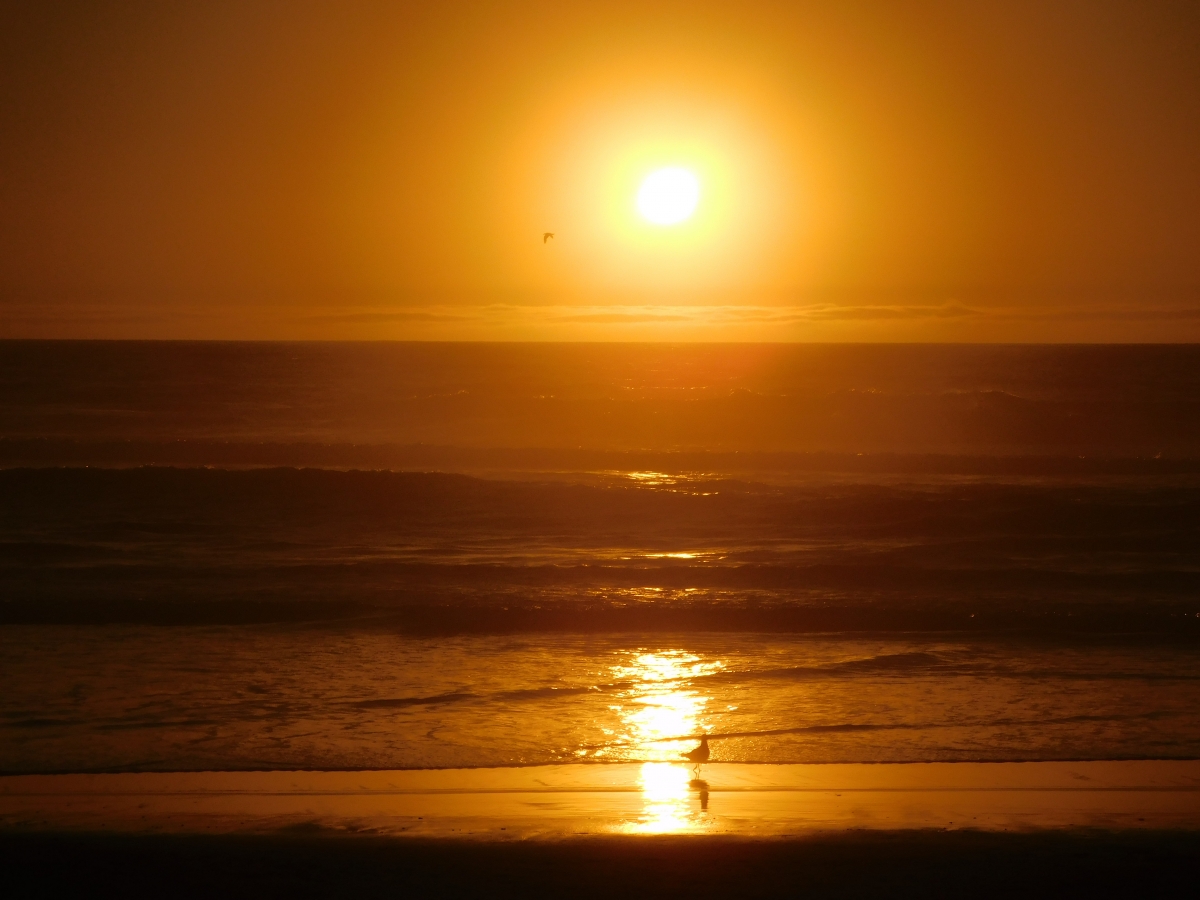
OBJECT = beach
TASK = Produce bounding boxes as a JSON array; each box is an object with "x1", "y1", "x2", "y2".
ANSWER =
[
  {"x1": 3, "y1": 760, "x2": 1200, "y2": 836},
  {"x1": 2, "y1": 342, "x2": 1198, "y2": 896},
  {"x1": 4, "y1": 761, "x2": 1199, "y2": 898}
]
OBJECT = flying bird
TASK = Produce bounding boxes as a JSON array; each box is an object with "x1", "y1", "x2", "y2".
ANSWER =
[
  {"x1": 682, "y1": 734, "x2": 710, "y2": 776},
  {"x1": 543, "y1": 232, "x2": 554, "y2": 243}
]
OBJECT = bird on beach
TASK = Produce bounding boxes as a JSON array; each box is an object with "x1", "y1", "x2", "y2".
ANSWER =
[
  {"x1": 683, "y1": 734, "x2": 710, "y2": 776},
  {"x1": 543, "y1": 232, "x2": 554, "y2": 243}
]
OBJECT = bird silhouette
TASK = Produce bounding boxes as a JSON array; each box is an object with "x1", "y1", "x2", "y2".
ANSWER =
[
  {"x1": 682, "y1": 734, "x2": 710, "y2": 776},
  {"x1": 543, "y1": 232, "x2": 555, "y2": 243}
]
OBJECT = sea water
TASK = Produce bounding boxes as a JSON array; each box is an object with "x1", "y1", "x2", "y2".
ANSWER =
[{"x1": 1, "y1": 341, "x2": 1198, "y2": 774}]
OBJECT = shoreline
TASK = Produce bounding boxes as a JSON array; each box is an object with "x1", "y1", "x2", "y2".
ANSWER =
[{"x1": 5, "y1": 760, "x2": 1199, "y2": 838}]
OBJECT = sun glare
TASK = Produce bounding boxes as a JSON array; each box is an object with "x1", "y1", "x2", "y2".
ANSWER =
[
  {"x1": 524, "y1": 94, "x2": 790, "y2": 295},
  {"x1": 604, "y1": 649, "x2": 722, "y2": 834},
  {"x1": 636, "y1": 167, "x2": 700, "y2": 225},
  {"x1": 608, "y1": 650, "x2": 722, "y2": 761}
]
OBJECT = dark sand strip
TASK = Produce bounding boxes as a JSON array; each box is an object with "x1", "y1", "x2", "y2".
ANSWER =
[{"x1": 3, "y1": 830, "x2": 1197, "y2": 899}]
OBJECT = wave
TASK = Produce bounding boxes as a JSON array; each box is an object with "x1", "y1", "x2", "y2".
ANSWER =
[
  {"x1": 352, "y1": 686, "x2": 594, "y2": 710},
  {"x1": 2, "y1": 466, "x2": 1199, "y2": 635},
  {"x1": 7, "y1": 438, "x2": 1200, "y2": 478},
  {"x1": 591, "y1": 711, "x2": 1177, "y2": 750},
  {"x1": 703, "y1": 652, "x2": 949, "y2": 682}
]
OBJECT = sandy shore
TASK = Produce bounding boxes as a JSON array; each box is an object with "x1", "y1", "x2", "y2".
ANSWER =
[
  {"x1": 4, "y1": 762, "x2": 1199, "y2": 897},
  {"x1": 3, "y1": 759, "x2": 1199, "y2": 837}
]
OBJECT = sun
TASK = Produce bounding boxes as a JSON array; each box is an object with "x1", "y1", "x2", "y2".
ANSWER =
[{"x1": 636, "y1": 167, "x2": 700, "y2": 226}]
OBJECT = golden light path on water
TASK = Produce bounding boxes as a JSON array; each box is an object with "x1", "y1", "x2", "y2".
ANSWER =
[{"x1": 603, "y1": 650, "x2": 724, "y2": 833}]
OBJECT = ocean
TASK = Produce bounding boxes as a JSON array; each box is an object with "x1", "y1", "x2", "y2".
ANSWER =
[{"x1": 1, "y1": 341, "x2": 1198, "y2": 775}]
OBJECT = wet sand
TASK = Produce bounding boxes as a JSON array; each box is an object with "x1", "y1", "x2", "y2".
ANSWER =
[
  {"x1": 3, "y1": 762, "x2": 1198, "y2": 898},
  {"x1": 3, "y1": 760, "x2": 1199, "y2": 837}
]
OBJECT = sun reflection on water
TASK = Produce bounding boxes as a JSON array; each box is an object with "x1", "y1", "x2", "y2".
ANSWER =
[
  {"x1": 630, "y1": 762, "x2": 695, "y2": 833},
  {"x1": 607, "y1": 650, "x2": 723, "y2": 760},
  {"x1": 604, "y1": 649, "x2": 722, "y2": 833}
]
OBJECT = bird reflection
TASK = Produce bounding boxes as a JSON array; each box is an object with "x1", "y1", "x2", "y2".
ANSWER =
[{"x1": 690, "y1": 778, "x2": 710, "y2": 812}]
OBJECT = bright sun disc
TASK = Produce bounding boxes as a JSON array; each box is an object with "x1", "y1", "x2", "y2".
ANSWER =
[{"x1": 636, "y1": 167, "x2": 700, "y2": 225}]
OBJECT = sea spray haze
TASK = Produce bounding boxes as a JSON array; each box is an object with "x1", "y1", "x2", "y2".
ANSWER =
[{"x1": 1, "y1": 342, "x2": 1198, "y2": 774}]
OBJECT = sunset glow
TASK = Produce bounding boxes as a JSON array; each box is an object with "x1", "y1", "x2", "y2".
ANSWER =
[
  {"x1": 3, "y1": 4, "x2": 1199, "y2": 893},
  {"x1": 3, "y1": 4, "x2": 1196, "y2": 340}
]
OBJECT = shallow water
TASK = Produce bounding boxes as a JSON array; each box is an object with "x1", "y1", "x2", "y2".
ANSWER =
[{"x1": 3, "y1": 628, "x2": 1198, "y2": 773}]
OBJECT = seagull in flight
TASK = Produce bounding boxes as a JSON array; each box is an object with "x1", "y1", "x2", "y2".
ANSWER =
[
  {"x1": 683, "y1": 734, "x2": 710, "y2": 776},
  {"x1": 543, "y1": 232, "x2": 555, "y2": 243}
]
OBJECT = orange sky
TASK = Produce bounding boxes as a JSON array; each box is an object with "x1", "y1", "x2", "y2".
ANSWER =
[{"x1": 1, "y1": 1, "x2": 1198, "y2": 340}]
